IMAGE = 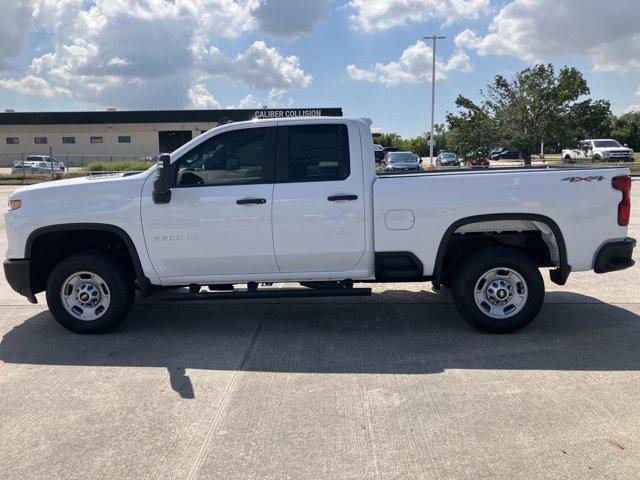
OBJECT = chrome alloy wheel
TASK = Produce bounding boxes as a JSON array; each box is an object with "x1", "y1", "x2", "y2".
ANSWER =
[
  {"x1": 474, "y1": 267, "x2": 528, "y2": 319},
  {"x1": 60, "y1": 271, "x2": 111, "y2": 321}
]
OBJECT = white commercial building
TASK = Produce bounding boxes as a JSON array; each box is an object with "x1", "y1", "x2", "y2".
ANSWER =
[{"x1": 0, "y1": 108, "x2": 341, "y2": 166}]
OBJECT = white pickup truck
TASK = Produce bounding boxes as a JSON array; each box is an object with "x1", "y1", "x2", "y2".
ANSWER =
[
  {"x1": 4, "y1": 117, "x2": 636, "y2": 334},
  {"x1": 562, "y1": 139, "x2": 635, "y2": 163}
]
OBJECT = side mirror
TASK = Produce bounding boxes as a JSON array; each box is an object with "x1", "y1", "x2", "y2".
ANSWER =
[
  {"x1": 153, "y1": 153, "x2": 173, "y2": 204},
  {"x1": 624, "y1": 143, "x2": 629, "y2": 148}
]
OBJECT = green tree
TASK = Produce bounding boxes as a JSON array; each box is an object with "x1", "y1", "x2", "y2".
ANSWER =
[
  {"x1": 611, "y1": 111, "x2": 640, "y2": 150},
  {"x1": 446, "y1": 96, "x2": 499, "y2": 160},
  {"x1": 446, "y1": 64, "x2": 610, "y2": 163}
]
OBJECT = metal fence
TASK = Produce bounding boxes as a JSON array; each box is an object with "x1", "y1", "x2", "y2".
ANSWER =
[{"x1": 0, "y1": 152, "x2": 154, "y2": 168}]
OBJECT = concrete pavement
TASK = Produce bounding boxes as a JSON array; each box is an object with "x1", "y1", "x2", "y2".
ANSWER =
[{"x1": 1, "y1": 184, "x2": 640, "y2": 479}]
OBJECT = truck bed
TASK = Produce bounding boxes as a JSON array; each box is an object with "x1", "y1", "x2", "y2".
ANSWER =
[{"x1": 373, "y1": 165, "x2": 631, "y2": 275}]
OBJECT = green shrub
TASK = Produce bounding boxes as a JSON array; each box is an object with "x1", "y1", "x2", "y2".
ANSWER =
[{"x1": 85, "y1": 160, "x2": 154, "y2": 172}]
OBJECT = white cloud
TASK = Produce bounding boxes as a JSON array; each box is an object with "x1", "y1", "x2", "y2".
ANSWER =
[
  {"x1": 238, "y1": 94, "x2": 261, "y2": 109},
  {"x1": 348, "y1": 0, "x2": 490, "y2": 32},
  {"x1": 0, "y1": 75, "x2": 71, "y2": 97},
  {"x1": 624, "y1": 105, "x2": 640, "y2": 114},
  {"x1": 253, "y1": 0, "x2": 329, "y2": 38},
  {"x1": 0, "y1": 0, "x2": 314, "y2": 108},
  {"x1": 456, "y1": 0, "x2": 640, "y2": 72},
  {"x1": 196, "y1": 41, "x2": 312, "y2": 91},
  {"x1": 636, "y1": 86, "x2": 640, "y2": 98},
  {"x1": 0, "y1": 0, "x2": 34, "y2": 68},
  {"x1": 187, "y1": 83, "x2": 221, "y2": 109},
  {"x1": 347, "y1": 40, "x2": 472, "y2": 86}
]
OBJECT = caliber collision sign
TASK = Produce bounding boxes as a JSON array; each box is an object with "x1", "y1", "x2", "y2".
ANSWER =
[{"x1": 254, "y1": 109, "x2": 332, "y2": 119}]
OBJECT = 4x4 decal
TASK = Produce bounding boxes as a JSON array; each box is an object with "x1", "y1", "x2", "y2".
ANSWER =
[{"x1": 562, "y1": 176, "x2": 605, "y2": 182}]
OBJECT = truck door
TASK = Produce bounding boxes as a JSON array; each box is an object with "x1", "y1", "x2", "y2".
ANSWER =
[
  {"x1": 141, "y1": 126, "x2": 279, "y2": 280},
  {"x1": 271, "y1": 123, "x2": 366, "y2": 273}
]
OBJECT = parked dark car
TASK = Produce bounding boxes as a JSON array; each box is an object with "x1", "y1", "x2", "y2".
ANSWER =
[
  {"x1": 436, "y1": 152, "x2": 460, "y2": 166},
  {"x1": 375, "y1": 146, "x2": 400, "y2": 162},
  {"x1": 489, "y1": 148, "x2": 520, "y2": 160}
]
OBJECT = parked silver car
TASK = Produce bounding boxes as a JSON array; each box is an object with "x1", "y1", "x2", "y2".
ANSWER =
[
  {"x1": 25, "y1": 155, "x2": 66, "y2": 170},
  {"x1": 12, "y1": 160, "x2": 65, "y2": 175},
  {"x1": 381, "y1": 151, "x2": 422, "y2": 172}
]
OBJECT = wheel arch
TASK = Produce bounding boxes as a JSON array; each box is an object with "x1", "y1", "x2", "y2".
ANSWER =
[
  {"x1": 432, "y1": 213, "x2": 570, "y2": 289},
  {"x1": 25, "y1": 223, "x2": 153, "y2": 296}
]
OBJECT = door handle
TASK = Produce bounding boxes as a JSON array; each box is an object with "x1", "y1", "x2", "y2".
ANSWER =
[
  {"x1": 327, "y1": 195, "x2": 358, "y2": 201},
  {"x1": 236, "y1": 198, "x2": 266, "y2": 205}
]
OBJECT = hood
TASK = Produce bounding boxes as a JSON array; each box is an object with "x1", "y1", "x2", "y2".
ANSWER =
[
  {"x1": 389, "y1": 162, "x2": 420, "y2": 168},
  {"x1": 9, "y1": 170, "x2": 152, "y2": 201},
  {"x1": 600, "y1": 147, "x2": 632, "y2": 152}
]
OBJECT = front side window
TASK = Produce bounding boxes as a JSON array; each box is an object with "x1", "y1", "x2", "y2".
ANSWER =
[
  {"x1": 284, "y1": 124, "x2": 350, "y2": 182},
  {"x1": 175, "y1": 127, "x2": 274, "y2": 187}
]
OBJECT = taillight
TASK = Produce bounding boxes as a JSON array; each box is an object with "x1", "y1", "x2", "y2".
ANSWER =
[{"x1": 612, "y1": 175, "x2": 631, "y2": 226}]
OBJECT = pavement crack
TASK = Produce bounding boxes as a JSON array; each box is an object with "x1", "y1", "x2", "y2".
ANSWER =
[{"x1": 184, "y1": 301, "x2": 272, "y2": 480}]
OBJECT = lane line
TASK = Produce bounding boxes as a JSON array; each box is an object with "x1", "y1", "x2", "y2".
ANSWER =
[{"x1": 184, "y1": 300, "x2": 272, "y2": 480}]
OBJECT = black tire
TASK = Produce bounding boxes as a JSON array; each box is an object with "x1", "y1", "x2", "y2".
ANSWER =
[
  {"x1": 592, "y1": 154, "x2": 601, "y2": 162},
  {"x1": 46, "y1": 252, "x2": 135, "y2": 334},
  {"x1": 451, "y1": 247, "x2": 544, "y2": 334}
]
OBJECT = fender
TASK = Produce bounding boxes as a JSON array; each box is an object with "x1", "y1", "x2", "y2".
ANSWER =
[
  {"x1": 25, "y1": 223, "x2": 154, "y2": 296},
  {"x1": 432, "y1": 213, "x2": 570, "y2": 289}
]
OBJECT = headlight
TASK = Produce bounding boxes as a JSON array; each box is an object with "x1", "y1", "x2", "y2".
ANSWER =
[{"x1": 8, "y1": 199, "x2": 22, "y2": 210}]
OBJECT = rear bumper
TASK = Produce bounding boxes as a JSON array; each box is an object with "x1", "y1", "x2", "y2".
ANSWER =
[
  {"x1": 594, "y1": 238, "x2": 636, "y2": 273},
  {"x1": 3, "y1": 259, "x2": 37, "y2": 303}
]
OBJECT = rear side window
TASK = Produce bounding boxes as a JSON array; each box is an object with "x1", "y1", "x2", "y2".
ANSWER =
[{"x1": 279, "y1": 124, "x2": 350, "y2": 183}]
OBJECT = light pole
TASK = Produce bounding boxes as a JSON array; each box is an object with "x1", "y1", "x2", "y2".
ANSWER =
[{"x1": 422, "y1": 35, "x2": 445, "y2": 166}]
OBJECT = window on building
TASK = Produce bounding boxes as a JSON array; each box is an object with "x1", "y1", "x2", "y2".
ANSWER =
[
  {"x1": 6, "y1": 137, "x2": 19, "y2": 145},
  {"x1": 90, "y1": 136, "x2": 103, "y2": 144},
  {"x1": 117, "y1": 136, "x2": 131, "y2": 143},
  {"x1": 176, "y1": 127, "x2": 274, "y2": 187},
  {"x1": 35, "y1": 137, "x2": 48, "y2": 144},
  {"x1": 284, "y1": 124, "x2": 350, "y2": 183},
  {"x1": 62, "y1": 137, "x2": 76, "y2": 144}
]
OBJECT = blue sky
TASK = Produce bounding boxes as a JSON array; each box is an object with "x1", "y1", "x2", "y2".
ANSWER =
[{"x1": 0, "y1": 0, "x2": 639, "y2": 137}]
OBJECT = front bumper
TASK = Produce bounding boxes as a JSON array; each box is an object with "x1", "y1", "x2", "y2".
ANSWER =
[
  {"x1": 3, "y1": 259, "x2": 37, "y2": 303},
  {"x1": 594, "y1": 238, "x2": 636, "y2": 273}
]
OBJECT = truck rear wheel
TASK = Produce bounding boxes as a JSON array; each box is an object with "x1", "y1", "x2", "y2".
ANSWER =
[
  {"x1": 452, "y1": 247, "x2": 544, "y2": 333},
  {"x1": 46, "y1": 253, "x2": 135, "y2": 334}
]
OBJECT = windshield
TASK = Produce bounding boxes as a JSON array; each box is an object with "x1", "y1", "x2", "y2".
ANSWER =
[
  {"x1": 388, "y1": 152, "x2": 418, "y2": 163},
  {"x1": 441, "y1": 153, "x2": 456, "y2": 159},
  {"x1": 594, "y1": 140, "x2": 622, "y2": 148},
  {"x1": 26, "y1": 156, "x2": 42, "y2": 162}
]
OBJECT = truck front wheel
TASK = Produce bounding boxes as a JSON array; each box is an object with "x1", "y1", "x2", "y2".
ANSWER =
[
  {"x1": 452, "y1": 247, "x2": 544, "y2": 333},
  {"x1": 46, "y1": 253, "x2": 135, "y2": 334}
]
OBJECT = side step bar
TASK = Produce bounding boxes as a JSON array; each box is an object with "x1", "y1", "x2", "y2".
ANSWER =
[{"x1": 159, "y1": 287, "x2": 372, "y2": 302}]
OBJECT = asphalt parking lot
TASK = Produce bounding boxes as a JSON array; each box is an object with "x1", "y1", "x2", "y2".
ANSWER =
[{"x1": 1, "y1": 184, "x2": 640, "y2": 479}]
